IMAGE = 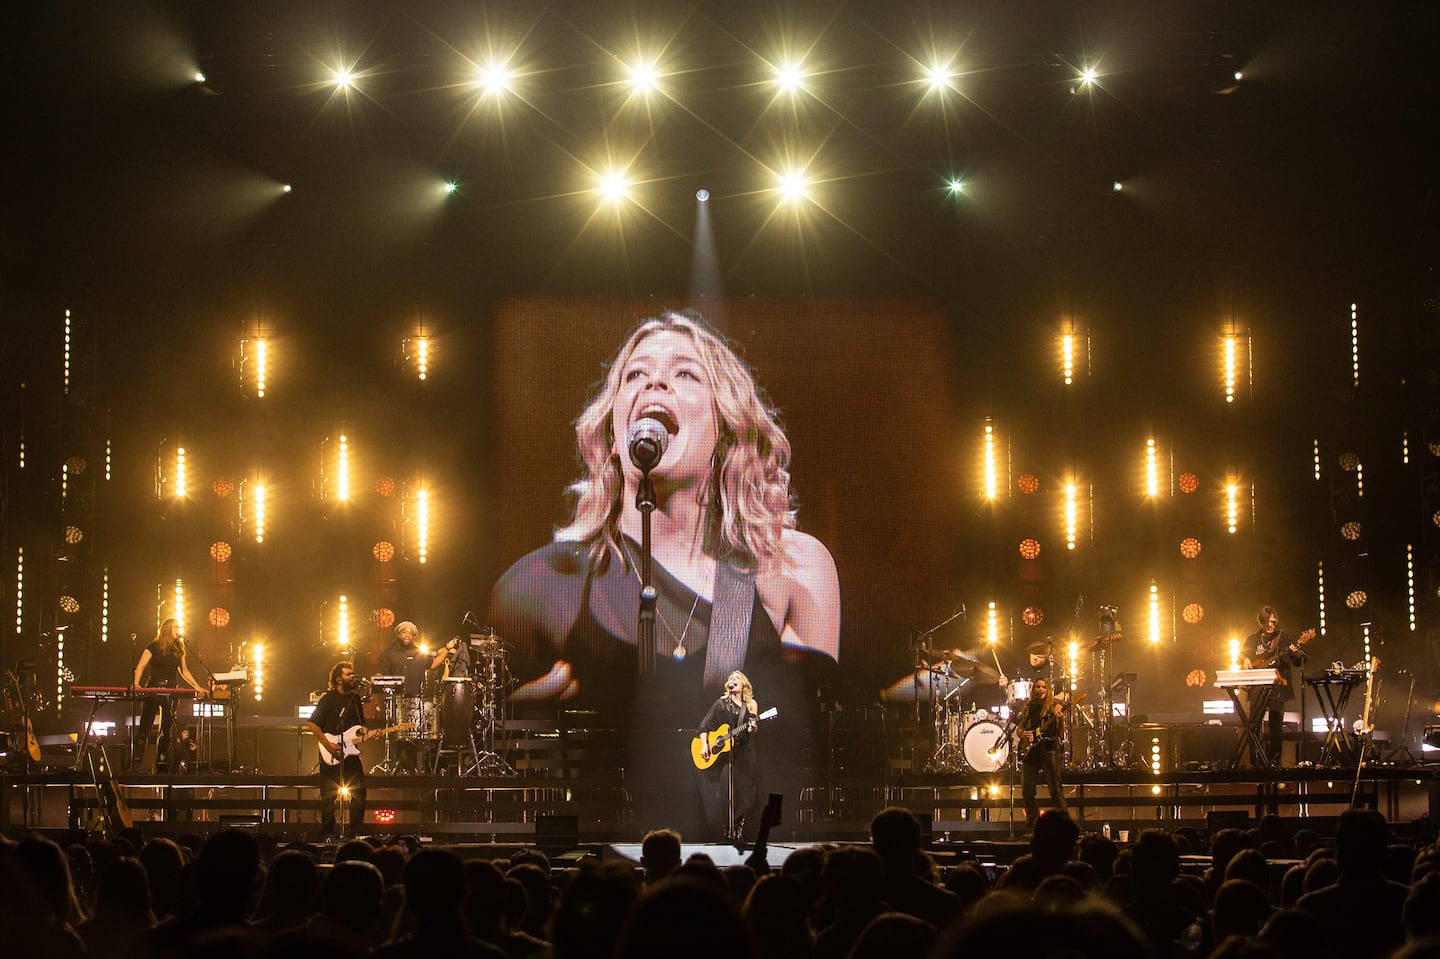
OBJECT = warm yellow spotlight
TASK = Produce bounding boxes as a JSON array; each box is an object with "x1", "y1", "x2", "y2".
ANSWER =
[
  {"x1": 777, "y1": 170, "x2": 809, "y2": 203},
  {"x1": 476, "y1": 63, "x2": 514, "y2": 95},
  {"x1": 443, "y1": 181, "x2": 459, "y2": 196},
  {"x1": 333, "y1": 68, "x2": 355, "y2": 89},
  {"x1": 1227, "y1": 637, "x2": 1242, "y2": 671},
  {"x1": 416, "y1": 489, "x2": 430, "y2": 564},
  {"x1": 986, "y1": 601, "x2": 999, "y2": 645},
  {"x1": 1225, "y1": 483, "x2": 1239, "y2": 534},
  {"x1": 281, "y1": 183, "x2": 293, "y2": 195},
  {"x1": 599, "y1": 171, "x2": 632, "y2": 204},
  {"x1": 416, "y1": 337, "x2": 429, "y2": 381},
  {"x1": 775, "y1": 61, "x2": 806, "y2": 93},
  {"x1": 626, "y1": 60, "x2": 659, "y2": 93},
  {"x1": 948, "y1": 178, "x2": 964, "y2": 195},
  {"x1": 926, "y1": 64, "x2": 953, "y2": 90},
  {"x1": 1081, "y1": 67, "x2": 1098, "y2": 84},
  {"x1": 252, "y1": 643, "x2": 265, "y2": 702},
  {"x1": 194, "y1": 72, "x2": 207, "y2": 84}
]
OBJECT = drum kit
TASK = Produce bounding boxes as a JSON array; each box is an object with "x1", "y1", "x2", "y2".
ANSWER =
[
  {"x1": 920, "y1": 626, "x2": 1136, "y2": 774},
  {"x1": 366, "y1": 634, "x2": 515, "y2": 776}
]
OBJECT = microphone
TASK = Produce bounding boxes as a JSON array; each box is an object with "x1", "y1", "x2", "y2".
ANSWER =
[{"x1": 628, "y1": 417, "x2": 670, "y2": 472}]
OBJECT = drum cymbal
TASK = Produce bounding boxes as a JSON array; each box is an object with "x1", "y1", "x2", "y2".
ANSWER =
[{"x1": 949, "y1": 654, "x2": 1002, "y2": 684}]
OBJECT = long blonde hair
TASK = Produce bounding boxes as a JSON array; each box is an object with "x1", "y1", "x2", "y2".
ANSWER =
[
  {"x1": 556, "y1": 311, "x2": 796, "y2": 574},
  {"x1": 154, "y1": 618, "x2": 184, "y2": 658},
  {"x1": 727, "y1": 670, "x2": 759, "y2": 715}
]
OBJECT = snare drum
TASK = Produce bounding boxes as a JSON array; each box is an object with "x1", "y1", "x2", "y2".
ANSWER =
[
  {"x1": 439, "y1": 677, "x2": 476, "y2": 746},
  {"x1": 962, "y1": 719, "x2": 1011, "y2": 772},
  {"x1": 397, "y1": 696, "x2": 438, "y2": 739},
  {"x1": 1006, "y1": 679, "x2": 1034, "y2": 704}
]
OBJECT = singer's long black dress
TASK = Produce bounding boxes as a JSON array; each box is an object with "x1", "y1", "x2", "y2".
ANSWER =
[{"x1": 490, "y1": 536, "x2": 828, "y2": 837}]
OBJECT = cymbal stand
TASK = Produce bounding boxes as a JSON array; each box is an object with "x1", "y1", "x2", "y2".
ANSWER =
[
  {"x1": 1090, "y1": 641, "x2": 1112, "y2": 769},
  {"x1": 470, "y1": 655, "x2": 516, "y2": 776},
  {"x1": 926, "y1": 667, "x2": 967, "y2": 773},
  {"x1": 369, "y1": 692, "x2": 401, "y2": 775}
]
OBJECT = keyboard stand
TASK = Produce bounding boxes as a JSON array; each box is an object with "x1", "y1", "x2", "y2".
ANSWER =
[
  {"x1": 1306, "y1": 676, "x2": 1360, "y2": 766},
  {"x1": 1221, "y1": 685, "x2": 1273, "y2": 770}
]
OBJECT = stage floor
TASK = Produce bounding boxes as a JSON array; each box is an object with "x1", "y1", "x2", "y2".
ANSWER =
[{"x1": 5, "y1": 762, "x2": 1438, "y2": 844}]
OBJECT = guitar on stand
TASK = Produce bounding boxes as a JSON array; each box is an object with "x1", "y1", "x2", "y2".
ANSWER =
[
  {"x1": 3, "y1": 668, "x2": 41, "y2": 768},
  {"x1": 1349, "y1": 655, "x2": 1380, "y2": 807}
]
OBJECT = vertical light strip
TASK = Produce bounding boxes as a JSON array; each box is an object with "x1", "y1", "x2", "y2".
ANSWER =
[
  {"x1": 1225, "y1": 483, "x2": 1239, "y2": 534},
  {"x1": 1361, "y1": 623, "x2": 1371, "y2": 664},
  {"x1": 174, "y1": 580, "x2": 186, "y2": 635},
  {"x1": 175, "y1": 447, "x2": 187, "y2": 498},
  {"x1": 1223, "y1": 334, "x2": 1237, "y2": 403},
  {"x1": 1228, "y1": 638, "x2": 1241, "y2": 671},
  {"x1": 63, "y1": 308, "x2": 72, "y2": 394},
  {"x1": 1061, "y1": 333, "x2": 1075, "y2": 385},
  {"x1": 1350, "y1": 303, "x2": 1360, "y2": 387},
  {"x1": 1064, "y1": 483, "x2": 1077, "y2": 550},
  {"x1": 1401, "y1": 431, "x2": 1409, "y2": 465},
  {"x1": 983, "y1": 422, "x2": 997, "y2": 500},
  {"x1": 17, "y1": 438, "x2": 24, "y2": 470},
  {"x1": 56, "y1": 631, "x2": 65, "y2": 707},
  {"x1": 1148, "y1": 582, "x2": 1161, "y2": 644},
  {"x1": 101, "y1": 568, "x2": 110, "y2": 644},
  {"x1": 417, "y1": 488, "x2": 430, "y2": 564},
  {"x1": 1313, "y1": 439, "x2": 1321, "y2": 481},
  {"x1": 1145, "y1": 438, "x2": 1158, "y2": 496},
  {"x1": 417, "y1": 337, "x2": 429, "y2": 381},
  {"x1": 1355, "y1": 462, "x2": 1364, "y2": 498},
  {"x1": 254, "y1": 483, "x2": 267, "y2": 543},
  {"x1": 253, "y1": 644, "x2": 265, "y2": 702},
  {"x1": 1406, "y1": 544, "x2": 1417, "y2": 631},
  {"x1": 338, "y1": 594, "x2": 351, "y2": 650},
  {"x1": 61, "y1": 461, "x2": 69, "y2": 500},
  {"x1": 15, "y1": 547, "x2": 23, "y2": 637},
  {"x1": 256, "y1": 338, "x2": 268, "y2": 398},
  {"x1": 337, "y1": 435, "x2": 350, "y2": 501},
  {"x1": 105, "y1": 438, "x2": 112, "y2": 481},
  {"x1": 986, "y1": 601, "x2": 999, "y2": 646},
  {"x1": 1317, "y1": 561, "x2": 1327, "y2": 635},
  {"x1": 1067, "y1": 640, "x2": 1079, "y2": 685}
]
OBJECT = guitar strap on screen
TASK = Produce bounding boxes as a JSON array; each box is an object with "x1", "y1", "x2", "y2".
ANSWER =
[{"x1": 703, "y1": 561, "x2": 755, "y2": 690}]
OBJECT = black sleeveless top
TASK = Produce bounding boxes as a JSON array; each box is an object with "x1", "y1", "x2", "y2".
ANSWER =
[{"x1": 144, "y1": 640, "x2": 183, "y2": 687}]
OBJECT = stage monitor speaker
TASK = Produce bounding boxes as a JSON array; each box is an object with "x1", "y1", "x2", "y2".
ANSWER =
[
  {"x1": 536, "y1": 814, "x2": 579, "y2": 853},
  {"x1": 1206, "y1": 810, "x2": 1250, "y2": 835}
]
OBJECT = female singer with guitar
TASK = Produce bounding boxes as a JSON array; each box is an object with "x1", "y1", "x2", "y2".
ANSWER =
[
  {"x1": 1017, "y1": 677, "x2": 1067, "y2": 828},
  {"x1": 695, "y1": 670, "x2": 763, "y2": 840},
  {"x1": 306, "y1": 661, "x2": 375, "y2": 838}
]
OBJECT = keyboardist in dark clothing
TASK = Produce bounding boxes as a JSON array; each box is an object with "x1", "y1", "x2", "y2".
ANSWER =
[
  {"x1": 1244, "y1": 605, "x2": 1311, "y2": 766},
  {"x1": 131, "y1": 618, "x2": 208, "y2": 770}
]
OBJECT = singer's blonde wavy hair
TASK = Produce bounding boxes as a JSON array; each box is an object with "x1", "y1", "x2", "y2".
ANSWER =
[{"x1": 555, "y1": 311, "x2": 795, "y2": 574}]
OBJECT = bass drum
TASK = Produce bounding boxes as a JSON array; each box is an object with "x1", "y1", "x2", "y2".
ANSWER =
[{"x1": 962, "y1": 719, "x2": 1011, "y2": 772}]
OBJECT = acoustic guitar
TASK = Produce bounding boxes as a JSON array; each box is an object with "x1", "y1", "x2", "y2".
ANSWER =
[
  {"x1": 691, "y1": 707, "x2": 777, "y2": 770},
  {"x1": 4, "y1": 669, "x2": 40, "y2": 762},
  {"x1": 318, "y1": 723, "x2": 414, "y2": 765}
]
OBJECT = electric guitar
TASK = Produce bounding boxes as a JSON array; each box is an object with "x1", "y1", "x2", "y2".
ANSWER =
[
  {"x1": 1358, "y1": 655, "x2": 1380, "y2": 738},
  {"x1": 1244, "y1": 628, "x2": 1316, "y2": 683},
  {"x1": 691, "y1": 707, "x2": 778, "y2": 770},
  {"x1": 4, "y1": 669, "x2": 41, "y2": 762},
  {"x1": 318, "y1": 723, "x2": 414, "y2": 765}
]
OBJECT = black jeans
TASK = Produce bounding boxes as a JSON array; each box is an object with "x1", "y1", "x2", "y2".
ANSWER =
[
  {"x1": 318, "y1": 755, "x2": 367, "y2": 831},
  {"x1": 1022, "y1": 743, "x2": 1066, "y2": 825}
]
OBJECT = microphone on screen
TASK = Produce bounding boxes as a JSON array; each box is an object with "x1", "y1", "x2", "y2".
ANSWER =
[{"x1": 628, "y1": 417, "x2": 670, "y2": 472}]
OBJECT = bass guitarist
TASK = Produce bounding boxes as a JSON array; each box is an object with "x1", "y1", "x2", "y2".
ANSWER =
[
  {"x1": 307, "y1": 660, "x2": 374, "y2": 838},
  {"x1": 1244, "y1": 605, "x2": 1312, "y2": 767}
]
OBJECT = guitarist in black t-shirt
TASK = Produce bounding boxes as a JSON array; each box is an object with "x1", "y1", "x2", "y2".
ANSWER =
[{"x1": 307, "y1": 661, "x2": 373, "y2": 838}]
